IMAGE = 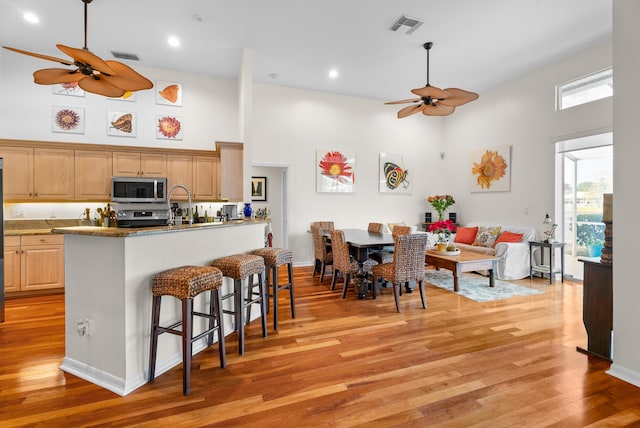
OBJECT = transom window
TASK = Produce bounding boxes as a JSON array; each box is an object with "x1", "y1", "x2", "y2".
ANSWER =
[{"x1": 556, "y1": 67, "x2": 613, "y2": 110}]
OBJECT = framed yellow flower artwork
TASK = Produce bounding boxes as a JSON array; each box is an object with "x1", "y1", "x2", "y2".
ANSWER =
[{"x1": 470, "y1": 145, "x2": 511, "y2": 192}]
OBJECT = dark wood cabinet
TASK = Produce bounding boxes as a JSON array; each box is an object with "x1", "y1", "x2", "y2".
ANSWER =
[{"x1": 577, "y1": 259, "x2": 612, "y2": 361}]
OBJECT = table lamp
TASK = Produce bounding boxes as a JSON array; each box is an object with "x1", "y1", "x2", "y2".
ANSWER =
[{"x1": 543, "y1": 213, "x2": 557, "y2": 243}]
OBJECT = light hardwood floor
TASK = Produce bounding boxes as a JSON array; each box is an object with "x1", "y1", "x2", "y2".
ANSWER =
[{"x1": 1, "y1": 267, "x2": 639, "y2": 427}]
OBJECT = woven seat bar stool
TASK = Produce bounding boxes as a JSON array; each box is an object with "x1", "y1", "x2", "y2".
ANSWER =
[
  {"x1": 211, "y1": 254, "x2": 267, "y2": 355},
  {"x1": 250, "y1": 248, "x2": 296, "y2": 330},
  {"x1": 148, "y1": 265, "x2": 226, "y2": 396}
]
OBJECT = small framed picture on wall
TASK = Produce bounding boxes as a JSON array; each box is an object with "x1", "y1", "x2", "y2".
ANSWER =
[{"x1": 251, "y1": 176, "x2": 267, "y2": 201}]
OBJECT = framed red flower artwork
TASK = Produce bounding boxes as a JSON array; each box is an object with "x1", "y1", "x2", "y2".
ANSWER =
[{"x1": 316, "y1": 149, "x2": 356, "y2": 192}]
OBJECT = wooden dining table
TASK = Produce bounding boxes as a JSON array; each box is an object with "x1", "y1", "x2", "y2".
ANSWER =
[{"x1": 324, "y1": 228, "x2": 394, "y2": 299}]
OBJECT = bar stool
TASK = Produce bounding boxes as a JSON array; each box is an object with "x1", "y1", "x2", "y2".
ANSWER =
[
  {"x1": 211, "y1": 254, "x2": 267, "y2": 355},
  {"x1": 148, "y1": 265, "x2": 225, "y2": 396},
  {"x1": 250, "y1": 248, "x2": 296, "y2": 330}
]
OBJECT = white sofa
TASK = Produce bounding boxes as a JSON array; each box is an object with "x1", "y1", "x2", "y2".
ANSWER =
[{"x1": 450, "y1": 223, "x2": 538, "y2": 280}]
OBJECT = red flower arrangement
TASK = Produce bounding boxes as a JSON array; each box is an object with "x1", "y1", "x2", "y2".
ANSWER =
[{"x1": 428, "y1": 220, "x2": 455, "y2": 242}]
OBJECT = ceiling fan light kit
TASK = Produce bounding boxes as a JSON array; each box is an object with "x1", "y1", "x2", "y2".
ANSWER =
[
  {"x1": 2, "y1": 0, "x2": 153, "y2": 98},
  {"x1": 386, "y1": 42, "x2": 479, "y2": 118}
]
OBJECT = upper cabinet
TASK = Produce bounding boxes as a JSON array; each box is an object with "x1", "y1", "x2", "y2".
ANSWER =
[
  {"x1": 193, "y1": 155, "x2": 220, "y2": 200},
  {"x1": 217, "y1": 142, "x2": 244, "y2": 202},
  {"x1": 113, "y1": 152, "x2": 167, "y2": 177},
  {"x1": 166, "y1": 154, "x2": 193, "y2": 201},
  {"x1": 75, "y1": 150, "x2": 113, "y2": 200},
  {"x1": 0, "y1": 145, "x2": 74, "y2": 200}
]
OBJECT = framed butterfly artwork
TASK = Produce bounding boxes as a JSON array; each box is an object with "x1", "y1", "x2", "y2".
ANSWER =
[
  {"x1": 379, "y1": 152, "x2": 411, "y2": 193},
  {"x1": 107, "y1": 111, "x2": 137, "y2": 137}
]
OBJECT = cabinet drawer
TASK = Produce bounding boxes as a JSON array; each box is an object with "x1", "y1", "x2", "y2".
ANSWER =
[
  {"x1": 20, "y1": 234, "x2": 64, "y2": 246},
  {"x1": 5, "y1": 235, "x2": 21, "y2": 246}
]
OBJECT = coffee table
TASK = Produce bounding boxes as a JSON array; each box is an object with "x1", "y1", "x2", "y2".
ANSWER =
[{"x1": 425, "y1": 250, "x2": 499, "y2": 292}]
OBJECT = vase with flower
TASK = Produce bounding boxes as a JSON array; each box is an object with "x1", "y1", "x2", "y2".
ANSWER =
[
  {"x1": 427, "y1": 194, "x2": 455, "y2": 221},
  {"x1": 428, "y1": 220, "x2": 456, "y2": 251}
]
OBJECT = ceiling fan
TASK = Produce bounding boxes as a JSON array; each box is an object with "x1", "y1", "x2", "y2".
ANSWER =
[
  {"x1": 2, "y1": 0, "x2": 153, "y2": 98},
  {"x1": 386, "y1": 42, "x2": 479, "y2": 118}
]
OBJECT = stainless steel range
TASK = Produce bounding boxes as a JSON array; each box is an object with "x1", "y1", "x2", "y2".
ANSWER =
[{"x1": 113, "y1": 202, "x2": 170, "y2": 228}]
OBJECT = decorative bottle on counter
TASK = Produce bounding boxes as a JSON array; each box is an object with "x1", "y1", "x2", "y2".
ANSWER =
[
  {"x1": 244, "y1": 203, "x2": 252, "y2": 218},
  {"x1": 193, "y1": 205, "x2": 199, "y2": 223}
]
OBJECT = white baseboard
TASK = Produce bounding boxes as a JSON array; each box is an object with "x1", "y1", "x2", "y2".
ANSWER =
[{"x1": 607, "y1": 363, "x2": 640, "y2": 388}]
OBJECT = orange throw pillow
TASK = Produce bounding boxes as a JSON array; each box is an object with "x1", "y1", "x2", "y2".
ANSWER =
[
  {"x1": 454, "y1": 227, "x2": 478, "y2": 244},
  {"x1": 494, "y1": 230, "x2": 524, "y2": 246}
]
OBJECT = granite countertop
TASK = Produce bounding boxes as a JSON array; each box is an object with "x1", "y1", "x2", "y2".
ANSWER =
[
  {"x1": 5, "y1": 228, "x2": 55, "y2": 236},
  {"x1": 52, "y1": 219, "x2": 267, "y2": 237}
]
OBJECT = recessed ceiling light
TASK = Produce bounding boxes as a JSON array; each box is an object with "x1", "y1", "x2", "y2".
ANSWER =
[
  {"x1": 328, "y1": 69, "x2": 339, "y2": 79},
  {"x1": 168, "y1": 36, "x2": 180, "y2": 47},
  {"x1": 23, "y1": 12, "x2": 39, "y2": 23}
]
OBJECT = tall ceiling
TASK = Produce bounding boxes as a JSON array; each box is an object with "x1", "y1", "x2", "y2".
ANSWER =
[{"x1": 0, "y1": 0, "x2": 612, "y2": 102}]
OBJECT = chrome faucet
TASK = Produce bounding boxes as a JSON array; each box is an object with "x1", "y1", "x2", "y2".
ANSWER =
[{"x1": 167, "y1": 184, "x2": 193, "y2": 225}]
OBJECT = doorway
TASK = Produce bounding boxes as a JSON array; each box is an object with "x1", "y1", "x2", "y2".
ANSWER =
[
  {"x1": 250, "y1": 164, "x2": 290, "y2": 249},
  {"x1": 556, "y1": 132, "x2": 612, "y2": 279}
]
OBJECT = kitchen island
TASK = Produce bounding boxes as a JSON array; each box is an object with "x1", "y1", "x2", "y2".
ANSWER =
[{"x1": 52, "y1": 220, "x2": 267, "y2": 396}]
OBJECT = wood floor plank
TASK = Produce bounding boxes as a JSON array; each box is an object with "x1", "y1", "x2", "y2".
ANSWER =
[{"x1": 1, "y1": 266, "x2": 638, "y2": 427}]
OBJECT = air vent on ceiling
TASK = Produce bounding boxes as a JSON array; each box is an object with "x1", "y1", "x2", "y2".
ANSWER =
[
  {"x1": 390, "y1": 14, "x2": 424, "y2": 34},
  {"x1": 111, "y1": 51, "x2": 140, "y2": 61}
]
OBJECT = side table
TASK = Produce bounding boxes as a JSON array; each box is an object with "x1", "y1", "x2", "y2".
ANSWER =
[{"x1": 529, "y1": 241, "x2": 565, "y2": 284}]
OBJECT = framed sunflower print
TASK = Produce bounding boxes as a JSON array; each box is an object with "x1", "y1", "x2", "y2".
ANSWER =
[
  {"x1": 470, "y1": 145, "x2": 511, "y2": 192},
  {"x1": 316, "y1": 148, "x2": 356, "y2": 192},
  {"x1": 379, "y1": 152, "x2": 410, "y2": 193}
]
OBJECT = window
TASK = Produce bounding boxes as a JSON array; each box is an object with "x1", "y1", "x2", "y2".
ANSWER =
[{"x1": 556, "y1": 68, "x2": 613, "y2": 110}]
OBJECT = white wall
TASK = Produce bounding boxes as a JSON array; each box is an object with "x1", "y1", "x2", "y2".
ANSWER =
[
  {"x1": 608, "y1": 0, "x2": 640, "y2": 388},
  {"x1": 251, "y1": 165, "x2": 285, "y2": 248}
]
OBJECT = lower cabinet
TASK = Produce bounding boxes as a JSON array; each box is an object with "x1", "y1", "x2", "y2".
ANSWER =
[{"x1": 4, "y1": 235, "x2": 65, "y2": 293}]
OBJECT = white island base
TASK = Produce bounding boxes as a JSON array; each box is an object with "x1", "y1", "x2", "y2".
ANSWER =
[{"x1": 54, "y1": 221, "x2": 266, "y2": 396}]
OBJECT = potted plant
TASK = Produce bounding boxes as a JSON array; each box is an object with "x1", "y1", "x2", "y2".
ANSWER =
[
  {"x1": 586, "y1": 238, "x2": 604, "y2": 257},
  {"x1": 427, "y1": 195, "x2": 455, "y2": 222},
  {"x1": 428, "y1": 220, "x2": 456, "y2": 251}
]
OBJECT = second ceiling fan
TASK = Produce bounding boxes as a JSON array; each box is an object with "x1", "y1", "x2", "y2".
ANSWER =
[{"x1": 386, "y1": 42, "x2": 479, "y2": 118}]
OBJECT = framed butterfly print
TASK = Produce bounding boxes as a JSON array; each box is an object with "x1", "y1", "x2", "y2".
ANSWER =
[
  {"x1": 379, "y1": 152, "x2": 411, "y2": 193},
  {"x1": 107, "y1": 111, "x2": 136, "y2": 137}
]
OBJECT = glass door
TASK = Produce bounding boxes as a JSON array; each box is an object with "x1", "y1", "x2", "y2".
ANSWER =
[{"x1": 558, "y1": 135, "x2": 612, "y2": 279}]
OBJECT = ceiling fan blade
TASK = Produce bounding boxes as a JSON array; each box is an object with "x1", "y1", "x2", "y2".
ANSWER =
[
  {"x1": 397, "y1": 103, "x2": 426, "y2": 118},
  {"x1": 439, "y1": 88, "x2": 480, "y2": 107},
  {"x1": 78, "y1": 76, "x2": 125, "y2": 97},
  {"x1": 411, "y1": 85, "x2": 450, "y2": 99},
  {"x1": 2, "y1": 46, "x2": 74, "y2": 66},
  {"x1": 56, "y1": 44, "x2": 117, "y2": 75},
  {"x1": 103, "y1": 61, "x2": 153, "y2": 91},
  {"x1": 422, "y1": 104, "x2": 455, "y2": 116},
  {"x1": 385, "y1": 98, "x2": 422, "y2": 105},
  {"x1": 33, "y1": 68, "x2": 84, "y2": 85}
]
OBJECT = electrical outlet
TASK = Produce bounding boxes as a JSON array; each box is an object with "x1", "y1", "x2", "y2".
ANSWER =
[
  {"x1": 76, "y1": 319, "x2": 92, "y2": 337},
  {"x1": 14, "y1": 209, "x2": 25, "y2": 218}
]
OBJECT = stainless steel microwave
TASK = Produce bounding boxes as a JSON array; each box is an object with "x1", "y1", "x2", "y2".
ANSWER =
[{"x1": 111, "y1": 177, "x2": 167, "y2": 203}]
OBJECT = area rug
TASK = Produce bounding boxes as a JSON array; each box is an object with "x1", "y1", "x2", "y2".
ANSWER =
[{"x1": 424, "y1": 270, "x2": 542, "y2": 302}]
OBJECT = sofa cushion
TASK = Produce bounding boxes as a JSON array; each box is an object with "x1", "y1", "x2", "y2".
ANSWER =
[
  {"x1": 494, "y1": 230, "x2": 524, "y2": 246},
  {"x1": 472, "y1": 226, "x2": 501, "y2": 248},
  {"x1": 454, "y1": 226, "x2": 478, "y2": 245}
]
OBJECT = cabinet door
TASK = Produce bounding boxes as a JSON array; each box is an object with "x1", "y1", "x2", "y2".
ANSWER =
[
  {"x1": 0, "y1": 146, "x2": 34, "y2": 199},
  {"x1": 193, "y1": 155, "x2": 219, "y2": 200},
  {"x1": 218, "y1": 142, "x2": 244, "y2": 202},
  {"x1": 20, "y1": 235, "x2": 65, "y2": 291},
  {"x1": 4, "y1": 237, "x2": 21, "y2": 293},
  {"x1": 113, "y1": 152, "x2": 142, "y2": 176},
  {"x1": 34, "y1": 148, "x2": 75, "y2": 200},
  {"x1": 166, "y1": 154, "x2": 193, "y2": 200},
  {"x1": 140, "y1": 153, "x2": 167, "y2": 177},
  {"x1": 75, "y1": 150, "x2": 113, "y2": 200}
]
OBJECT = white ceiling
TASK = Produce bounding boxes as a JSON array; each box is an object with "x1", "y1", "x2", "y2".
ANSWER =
[{"x1": 0, "y1": 0, "x2": 612, "y2": 102}]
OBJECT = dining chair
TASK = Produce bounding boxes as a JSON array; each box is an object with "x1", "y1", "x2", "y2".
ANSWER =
[
  {"x1": 310, "y1": 223, "x2": 333, "y2": 282},
  {"x1": 367, "y1": 222, "x2": 384, "y2": 233},
  {"x1": 330, "y1": 229, "x2": 377, "y2": 298},
  {"x1": 369, "y1": 225, "x2": 412, "y2": 264},
  {"x1": 371, "y1": 233, "x2": 429, "y2": 312}
]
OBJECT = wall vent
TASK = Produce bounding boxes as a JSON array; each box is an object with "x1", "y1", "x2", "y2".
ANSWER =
[
  {"x1": 390, "y1": 15, "x2": 424, "y2": 35},
  {"x1": 111, "y1": 51, "x2": 140, "y2": 61}
]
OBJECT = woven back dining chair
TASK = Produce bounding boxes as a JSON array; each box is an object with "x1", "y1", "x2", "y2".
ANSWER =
[
  {"x1": 371, "y1": 233, "x2": 429, "y2": 312},
  {"x1": 367, "y1": 222, "x2": 384, "y2": 233},
  {"x1": 330, "y1": 229, "x2": 376, "y2": 298},
  {"x1": 310, "y1": 223, "x2": 333, "y2": 282},
  {"x1": 369, "y1": 224, "x2": 412, "y2": 265}
]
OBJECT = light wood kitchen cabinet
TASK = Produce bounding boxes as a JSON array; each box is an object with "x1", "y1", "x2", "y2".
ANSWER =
[
  {"x1": 113, "y1": 151, "x2": 167, "y2": 177},
  {"x1": 0, "y1": 146, "x2": 74, "y2": 200},
  {"x1": 193, "y1": 155, "x2": 220, "y2": 200},
  {"x1": 166, "y1": 154, "x2": 193, "y2": 201},
  {"x1": 75, "y1": 149, "x2": 113, "y2": 200},
  {"x1": 0, "y1": 146, "x2": 33, "y2": 199},
  {"x1": 3, "y1": 235, "x2": 64, "y2": 294},
  {"x1": 218, "y1": 142, "x2": 243, "y2": 202}
]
